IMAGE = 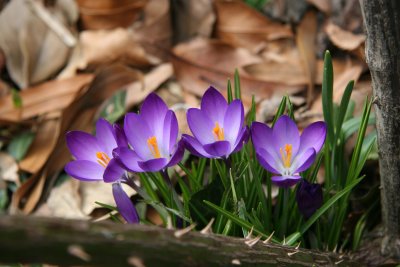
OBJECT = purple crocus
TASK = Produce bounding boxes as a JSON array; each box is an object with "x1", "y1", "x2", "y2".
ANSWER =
[
  {"x1": 296, "y1": 179, "x2": 323, "y2": 219},
  {"x1": 251, "y1": 115, "x2": 326, "y2": 187},
  {"x1": 118, "y1": 93, "x2": 184, "y2": 172},
  {"x1": 65, "y1": 118, "x2": 139, "y2": 224},
  {"x1": 182, "y1": 86, "x2": 249, "y2": 159}
]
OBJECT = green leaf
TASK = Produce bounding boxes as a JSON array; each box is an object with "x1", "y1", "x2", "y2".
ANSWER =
[
  {"x1": 227, "y1": 79, "x2": 233, "y2": 103},
  {"x1": 234, "y1": 69, "x2": 241, "y2": 99},
  {"x1": 7, "y1": 131, "x2": 35, "y2": 161},
  {"x1": 336, "y1": 80, "x2": 354, "y2": 136},
  {"x1": 286, "y1": 177, "x2": 364, "y2": 245},
  {"x1": 272, "y1": 96, "x2": 287, "y2": 125},
  {"x1": 204, "y1": 200, "x2": 279, "y2": 242},
  {"x1": 189, "y1": 177, "x2": 224, "y2": 227},
  {"x1": 322, "y1": 51, "x2": 335, "y2": 146},
  {"x1": 11, "y1": 88, "x2": 22, "y2": 108},
  {"x1": 100, "y1": 90, "x2": 127, "y2": 123},
  {"x1": 95, "y1": 201, "x2": 117, "y2": 211},
  {"x1": 0, "y1": 188, "x2": 8, "y2": 210}
]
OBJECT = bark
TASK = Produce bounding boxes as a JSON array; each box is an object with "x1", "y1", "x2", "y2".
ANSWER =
[
  {"x1": 359, "y1": 0, "x2": 400, "y2": 258},
  {"x1": 0, "y1": 215, "x2": 359, "y2": 267}
]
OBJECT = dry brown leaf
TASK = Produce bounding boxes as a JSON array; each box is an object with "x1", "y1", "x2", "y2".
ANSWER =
[
  {"x1": 215, "y1": 0, "x2": 293, "y2": 53},
  {"x1": 34, "y1": 179, "x2": 87, "y2": 219},
  {"x1": 296, "y1": 10, "x2": 317, "y2": 106},
  {"x1": 59, "y1": 28, "x2": 159, "y2": 78},
  {"x1": 0, "y1": 0, "x2": 78, "y2": 88},
  {"x1": 171, "y1": 38, "x2": 302, "y2": 105},
  {"x1": 306, "y1": 0, "x2": 331, "y2": 13},
  {"x1": 135, "y1": 0, "x2": 172, "y2": 61},
  {"x1": 77, "y1": 0, "x2": 147, "y2": 30},
  {"x1": 19, "y1": 116, "x2": 61, "y2": 173},
  {"x1": 0, "y1": 152, "x2": 19, "y2": 185},
  {"x1": 0, "y1": 74, "x2": 93, "y2": 122},
  {"x1": 325, "y1": 22, "x2": 365, "y2": 51},
  {"x1": 125, "y1": 62, "x2": 173, "y2": 109},
  {"x1": 309, "y1": 58, "x2": 365, "y2": 120}
]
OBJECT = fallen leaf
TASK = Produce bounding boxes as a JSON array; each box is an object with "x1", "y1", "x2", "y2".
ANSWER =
[
  {"x1": 215, "y1": 0, "x2": 293, "y2": 53},
  {"x1": 0, "y1": 0, "x2": 78, "y2": 88},
  {"x1": 77, "y1": 0, "x2": 147, "y2": 30},
  {"x1": 325, "y1": 22, "x2": 365, "y2": 51},
  {"x1": 125, "y1": 62, "x2": 173, "y2": 109},
  {"x1": 19, "y1": 116, "x2": 60, "y2": 173},
  {"x1": 59, "y1": 28, "x2": 159, "y2": 78},
  {"x1": 171, "y1": 38, "x2": 302, "y2": 105},
  {"x1": 0, "y1": 152, "x2": 19, "y2": 185},
  {"x1": 296, "y1": 10, "x2": 317, "y2": 106},
  {"x1": 0, "y1": 74, "x2": 94, "y2": 122},
  {"x1": 306, "y1": 0, "x2": 331, "y2": 14},
  {"x1": 34, "y1": 179, "x2": 87, "y2": 219},
  {"x1": 135, "y1": 0, "x2": 172, "y2": 61}
]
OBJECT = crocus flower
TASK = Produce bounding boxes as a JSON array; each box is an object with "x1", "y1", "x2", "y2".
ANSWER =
[
  {"x1": 182, "y1": 86, "x2": 249, "y2": 159},
  {"x1": 65, "y1": 118, "x2": 139, "y2": 223},
  {"x1": 118, "y1": 93, "x2": 184, "y2": 172},
  {"x1": 296, "y1": 179, "x2": 323, "y2": 219},
  {"x1": 251, "y1": 115, "x2": 326, "y2": 187}
]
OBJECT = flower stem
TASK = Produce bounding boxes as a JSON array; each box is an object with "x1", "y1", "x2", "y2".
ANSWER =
[{"x1": 279, "y1": 187, "x2": 290, "y2": 238}]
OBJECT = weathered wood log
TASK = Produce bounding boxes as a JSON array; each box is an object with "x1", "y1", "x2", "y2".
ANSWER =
[
  {"x1": 0, "y1": 216, "x2": 359, "y2": 266},
  {"x1": 359, "y1": 0, "x2": 400, "y2": 258}
]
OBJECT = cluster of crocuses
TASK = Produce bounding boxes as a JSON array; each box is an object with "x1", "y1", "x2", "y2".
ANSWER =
[{"x1": 65, "y1": 87, "x2": 327, "y2": 223}]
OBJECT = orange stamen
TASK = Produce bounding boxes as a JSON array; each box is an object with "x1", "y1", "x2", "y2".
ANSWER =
[
  {"x1": 212, "y1": 122, "x2": 225, "y2": 141},
  {"x1": 279, "y1": 144, "x2": 292, "y2": 168},
  {"x1": 96, "y1": 152, "x2": 110, "y2": 168},
  {"x1": 147, "y1": 136, "x2": 161, "y2": 158}
]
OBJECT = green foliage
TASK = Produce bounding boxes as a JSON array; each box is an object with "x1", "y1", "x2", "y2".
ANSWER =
[{"x1": 7, "y1": 131, "x2": 35, "y2": 161}]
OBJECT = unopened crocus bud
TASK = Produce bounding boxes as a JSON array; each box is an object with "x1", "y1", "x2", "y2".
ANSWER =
[{"x1": 296, "y1": 179, "x2": 323, "y2": 219}]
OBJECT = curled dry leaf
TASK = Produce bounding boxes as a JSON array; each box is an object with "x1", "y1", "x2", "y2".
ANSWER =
[
  {"x1": 77, "y1": 0, "x2": 147, "y2": 30},
  {"x1": 306, "y1": 0, "x2": 331, "y2": 14},
  {"x1": 0, "y1": 152, "x2": 19, "y2": 185},
  {"x1": 215, "y1": 0, "x2": 293, "y2": 53},
  {"x1": 11, "y1": 65, "x2": 142, "y2": 214},
  {"x1": 135, "y1": 0, "x2": 172, "y2": 61},
  {"x1": 0, "y1": 74, "x2": 94, "y2": 122},
  {"x1": 0, "y1": 0, "x2": 78, "y2": 88},
  {"x1": 59, "y1": 28, "x2": 159, "y2": 78},
  {"x1": 296, "y1": 10, "x2": 317, "y2": 106},
  {"x1": 325, "y1": 22, "x2": 365, "y2": 51},
  {"x1": 171, "y1": 38, "x2": 302, "y2": 106}
]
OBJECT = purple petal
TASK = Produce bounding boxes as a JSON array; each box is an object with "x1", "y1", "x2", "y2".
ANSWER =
[
  {"x1": 256, "y1": 148, "x2": 282, "y2": 174},
  {"x1": 232, "y1": 126, "x2": 250, "y2": 153},
  {"x1": 251, "y1": 122, "x2": 279, "y2": 159},
  {"x1": 103, "y1": 158, "x2": 125, "y2": 183},
  {"x1": 203, "y1": 141, "x2": 231, "y2": 158},
  {"x1": 223, "y1": 99, "x2": 244, "y2": 145},
  {"x1": 162, "y1": 110, "x2": 179, "y2": 155},
  {"x1": 118, "y1": 147, "x2": 144, "y2": 172},
  {"x1": 182, "y1": 134, "x2": 213, "y2": 158},
  {"x1": 271, "y1": 175, "x2": 301, "y2": 188},
  {"x1": 96, "y1": 118, "x2": 117, "y2": 157},
  {"x1": 298, "y1": 121, "x2": 327, "y2": 155},
  {"x1": 140, "y1": 93, "x2": 168, "y2": 138},
  {"x1": 124, "y1": 113, "x2": 153, "y2": 159},
  {"x1": 66, "y1": 131, "x2": 101, "y2": 162},
  {"x1": 272, "y1": 115, "x2": 300, "y2": 158},
  {"x1": 167, "y1": 139, "x2": 185, "y2": 167},
  {"x1": 114, "y1": 124, "x2": 129, "y2": 148},
  {"x1": 292, "y1": 148, "x2": 316, "y2": 173},
  {"x1": 138, "y1": 158, "x2": 168, "y2": 172},
  {"x1": 65, "y1": 160, "x2": 104, "y2": 181},
  {"x1": 112, "y1": 183, "x2": 139, "y2": 224},
  {"x1": 200, "y1": 86, "x2": 228, "y2": 124},
  {"x1": 187, "y1": 108, "x2": 215, "y2": 144}
]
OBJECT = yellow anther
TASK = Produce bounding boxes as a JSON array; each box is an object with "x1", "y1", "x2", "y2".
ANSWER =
[
  {"x1": 147, "y1": 136, "x2": 161, "y2": 158},
  {"x1": 96, "y1": 152, "x2": 110, "y2": 168},
  {"x1": 280, "y1": 144, "x2": 292, "y2": 168},
  {"x1": 212, "y1": 122, "x2": 225, "y2": 141}
]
